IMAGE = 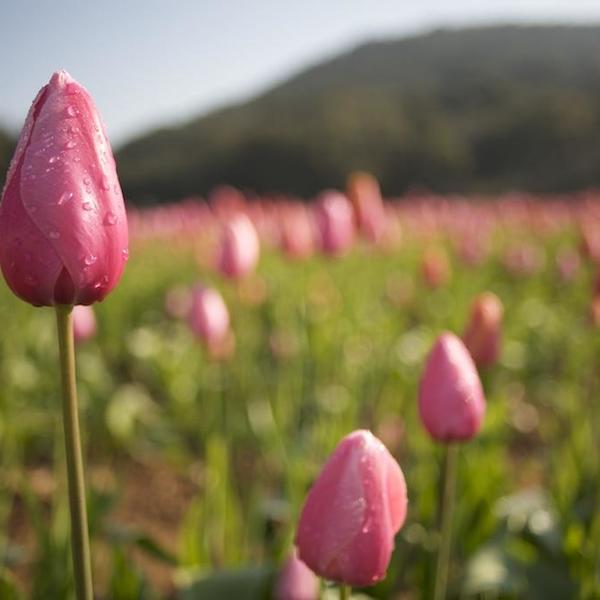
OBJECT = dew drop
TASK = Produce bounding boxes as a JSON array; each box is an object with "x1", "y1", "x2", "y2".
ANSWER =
[
  {"x1": 66, "y1": 105, "x2": 78, "y2": 117},
  {"x1": 48, "y1": 231, "x2": 60, "y2": 239},
  {"x1": 83, "y1": 254, "x2": 97, "y2": 266},
  {"x1": 82, "y1": 201, "x2": 93, "y2": 211},
  {"x1": 48, "y1": 155, "x2": 60, "y2": 164},
  {"x1": 100, "y1": 176, "x2": 111, "y2": 191},
  {"x1": 65, "y1": 140, "x2": 77, "y2": 150},
  {"x1": 83, "y1": 176, "x2": 91, "y2": 185},
  {"x1": 58, "y1": 191, "x2": 73, "y2": 206},
  {"x1": 121, "y1": 248, "x2": 129, "y2": 262},
  {"x1": 74, "y1": 156, "x2": 81, "y2": 163},
  {"x1": 103, "y1": 211, "x2": 118, "y2": 226}
]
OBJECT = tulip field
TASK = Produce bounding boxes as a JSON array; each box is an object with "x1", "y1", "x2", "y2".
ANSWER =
[{"x1": 1, "y1": 182, "x2": 600, "y2": 599}]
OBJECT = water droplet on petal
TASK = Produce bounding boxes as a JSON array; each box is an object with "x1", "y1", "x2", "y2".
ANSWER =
[
  {"x1": 103, "y1": 211, "x2": 118, "y2": 226},
  {"x1": 82, "y1": 201, "x2": 93, "y2": 211},
  {"x1": 121, "y1": 248, "x2": 129, "y2": 262},
  {"x1": 65, "y1": 140, "x2": 77, "y2": 150},
  {"x1": 74, "y1": 156, "x2": 81, "y2": 163},
  {"x1": 58, "y1": 191, "x2": 73, "y2": 206},
  {"x1": 66, "y1": 105, "x2": 78, "y2": 117},
  {"x1": 83, "y1": 176, "x2": 91, "y2": 185},
  {"x1": 48, "y1": 155, "x2": 60, "y2": 164},
  {"x1": 48, "y1": 231, "x2": 60, "y2": 240},
  {"x1": 83, "y1": 255, "x2": 97, "y2": 266},
  {"x1": 100, "y1": 176, "x2": 111, "y2": 191}
]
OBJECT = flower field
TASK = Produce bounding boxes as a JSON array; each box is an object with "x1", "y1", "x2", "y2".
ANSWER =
[{"x1": 1, "y1": 186, "x2": 600, "y2": 599}]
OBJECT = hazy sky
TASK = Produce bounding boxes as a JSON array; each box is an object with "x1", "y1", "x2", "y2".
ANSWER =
[{"x1": 2, "y1": 1, "x2": 600, "y2": 147}]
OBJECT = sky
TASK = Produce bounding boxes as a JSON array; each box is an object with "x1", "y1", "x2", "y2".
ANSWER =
[{"x1": 2, "y1": 1, "x2": 600, "y2": 147}]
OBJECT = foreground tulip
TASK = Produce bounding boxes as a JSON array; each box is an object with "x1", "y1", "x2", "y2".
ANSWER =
[
  {"x1": 314, "y1": 191, "x2": 355, "y2": 256},
  {"x1": 0, "y1": 71, "x2": 129, "y2": 600},
  {"x1": 217, "y1": 213, "x2": 260, "y2": 279},
  {"x1": 72, "y1": 305, "x2": 97, "y2": 345},
  {"x1": 0, "y1": 70, "x2": 128, "y2": 307},
  {"x1": 462, "y1": 292, "x2": 503, "y2": 368},
  {"x1": 275, "y1": 551, "x2": 319, "y2": 600},
  {"x1": 419, "y1": 332, "x2": 486, "y2": 600},
  {"x1": 295, "y1": 430, "x2": 407, "y2": 590},
  {"x1": 189, "y1": 285, "x2": 230, "y2": 347}
]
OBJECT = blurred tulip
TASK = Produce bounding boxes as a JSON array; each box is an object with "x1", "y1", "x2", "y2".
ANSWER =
[
  {"x1": 280, "y1": 203, "x2": 315, "y2": 260},
  {"x1": 188, "y1": 285, "x2": 230, "y2": 347},
  {"x1": 419, "y1": 332, "x2": 486, "y2": 442},
  {"x1": 314, "y1": 191, "x2": 355, "y2": 256},
  {"x1": 502, "y1": 243, "x2": 545, "y2": 277},
  {"x1": 421, "y1": 247, "x2": 451, "y2": 288},
  {"x1": 217, "y1": 213, "x2": 260, "y2": 279},
  {"x1": 555, "y1": 246, "x2": 581, "y2": 283},
  {"x1": 0, "y1": 70, "x2": 128, "y2": 306},
  {"x1": 296, "y1": 430, "x2": 407, "y2": 587},
  {"x1": 463, "y1": 292, "x2": 503, "y2": 368},
  {"x1": 347, "y1": 172, "x2": 385, "y2": 243},
  {"x1": 275, "y1": 551, "x2": 319, "y2": 600},
  {"x1": 72, "y1": 305, "x2": 97, "y2": 345}
]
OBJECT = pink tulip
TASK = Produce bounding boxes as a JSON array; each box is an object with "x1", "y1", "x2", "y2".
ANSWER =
[
  {"x1": 419, "y1": 332, "x2": 486, "y2": 442},
  {"x1": 295, "y1": 430, "x2": 407, "y2": 587},
  {"x1": 314, "y1": 191, "x2": 355, "y2": 256},
  {"x1": 421, "y1": 247, "x2": 451, "y2": 289},
  {"x1": 462, "y1": 292, "x2": 503, "y2": 368},
  {"x1": 0, "y1": 71, "x2": 128, "y2": 306},
  {"x1": 280, "y1": 204, "x2": 315, "y2": 260},
  {"x1": 72, "y1": 305, "x2": 97, "y2": 345},
  {"x1": 188, "y1": 285, "x2": 230, "y2": 347},
  {"x1": 275, "y1": 551, "x2": 319, "y2": 600},
  {"x1": 217, "y1": 213, "x2": 260, "y2": 279},
  {"x1": 347, "y1": 172, "x2": 385, "y2": 243}
]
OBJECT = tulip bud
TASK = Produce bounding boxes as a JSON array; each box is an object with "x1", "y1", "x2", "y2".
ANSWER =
[
  {"x1": 421, "y1": 247, "x2": 450, "y2": 289},
  {"x1": 419, "y1": 332, "x2": 486, "y2": 442},
  {"x1": 274, "y1": 551, "x2": 319, "y2": 600},
  {"x1": 0, "y1": 71, "x2": 128, "y2": 306},
  {"x1": 346, "y1": 172, "x2": 385, "y2": 243},
  {"x1": 217, "y1": 213, "x2": 260, "y2": 279},
  {"x1": 462, "y1": 292, "x2": 503, "y2": 368},
  {"x1": 280, "y1": 204, "x2": 315, "y2": 260},
  {"x1": 314, "y1": 191, "x2": 355, "y2": 256},
  {"x1": 295, "y1": 430, "x2": 407, "y2": 587},
  {"x1": 188, "y1": 285, "x2": 230, "y2": 347},
  {"x1": 72, "y1": 305, "x2": 97, "y2": 345}
]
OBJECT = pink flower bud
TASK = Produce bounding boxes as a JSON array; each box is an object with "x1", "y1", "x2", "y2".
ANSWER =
[
  {"x1": 419, "y1": 332, "x2": 486, "y2": 442},
  {"x1": 295, "y1": 430, "x2": 407, "y2": 587},
  {"x1": 421, "y1": 247, "x2": 451, "y2": 289},
  {"x1": 0, "y1": 71, "x2": 128, "y2": 306},
  {"x1": 188, "y1": 285, "x2": 230, "y2": 347},
  {"x1": 314, "y1": 191, "x2": 355, "y2": 256},
  {"x1": 280, "y1": 204, "x2": 315, "y2": 260},
  {"x1": 72, "y1": 305, "x2": 97, "y2": 345},
  {"x1": 347, "y1": 172, "x2": 385, "y2": 243},
  {"x1": 275, "y1": 551, "x2": 319, "y2": 600},
  {"x1": 217, "y1": 213, "x2": 260, "y2": 279},
  {"x1": 462, "y1": 292, "x2": 503, "y2": 368}
]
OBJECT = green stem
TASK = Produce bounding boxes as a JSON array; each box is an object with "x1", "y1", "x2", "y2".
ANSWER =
[
  {"x1": 56, "y1": 305, "x2": 93, "y2": 600},
  {"x1": 434, "y1": 443, "x2": 459, "y2": 600},
  {"x1": 339, "y1": 583, "x2": 351, "y2": 600}
]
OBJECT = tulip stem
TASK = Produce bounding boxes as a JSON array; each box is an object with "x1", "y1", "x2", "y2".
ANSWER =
[
  {"x1": 434, "y1": 443, "x2": 459, "y2": 600},
  {"x1": 339, "y1": 584, "x2": 351, "y2": 599},
  {"x1": 56, "y1": 305, "x2": 93, "y2": 600}
]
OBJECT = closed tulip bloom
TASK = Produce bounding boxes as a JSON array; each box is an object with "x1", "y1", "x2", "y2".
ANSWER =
[
  {"x1": 188, "y1": 285, "x2": 230, "y2": 346},
  {"x1": 275, "y1": 551, "x2": 319, "y2": 600},
  {"x1": 217, "y1": 213, "x2": 260, "y2": 279},
  {"x1": 280, "y1": 204, "x2": 315, "y2": 260},
  {"x1": 314, "y1": 191, "x2": 355, "y2": 256},
  {"x1": 419, "y1": 332, "x2": 486, "y2": 442},
  {"x1": 0, "y1": 70, "x2": 128, "y2": 306},
  {"x1": 463, "y1": 292, "x2": 503, "y2": 368},
  {"x1": 72, "y1": 305, "x2": 97, "y2": 345},
  {"x1": 347, "y1": 172, "x2": 385, "y2": 243},
  {"x1": 295, "y1": 430, "x2": 407, "y2": 587}
]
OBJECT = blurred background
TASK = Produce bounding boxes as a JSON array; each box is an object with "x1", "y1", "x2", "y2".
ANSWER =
[
  {"x1": 2, "y1": 3, "x2": 600, "y2": 600},
  {"x1": 4, "y1": 2, "x2": 600, "y2": 201}
]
